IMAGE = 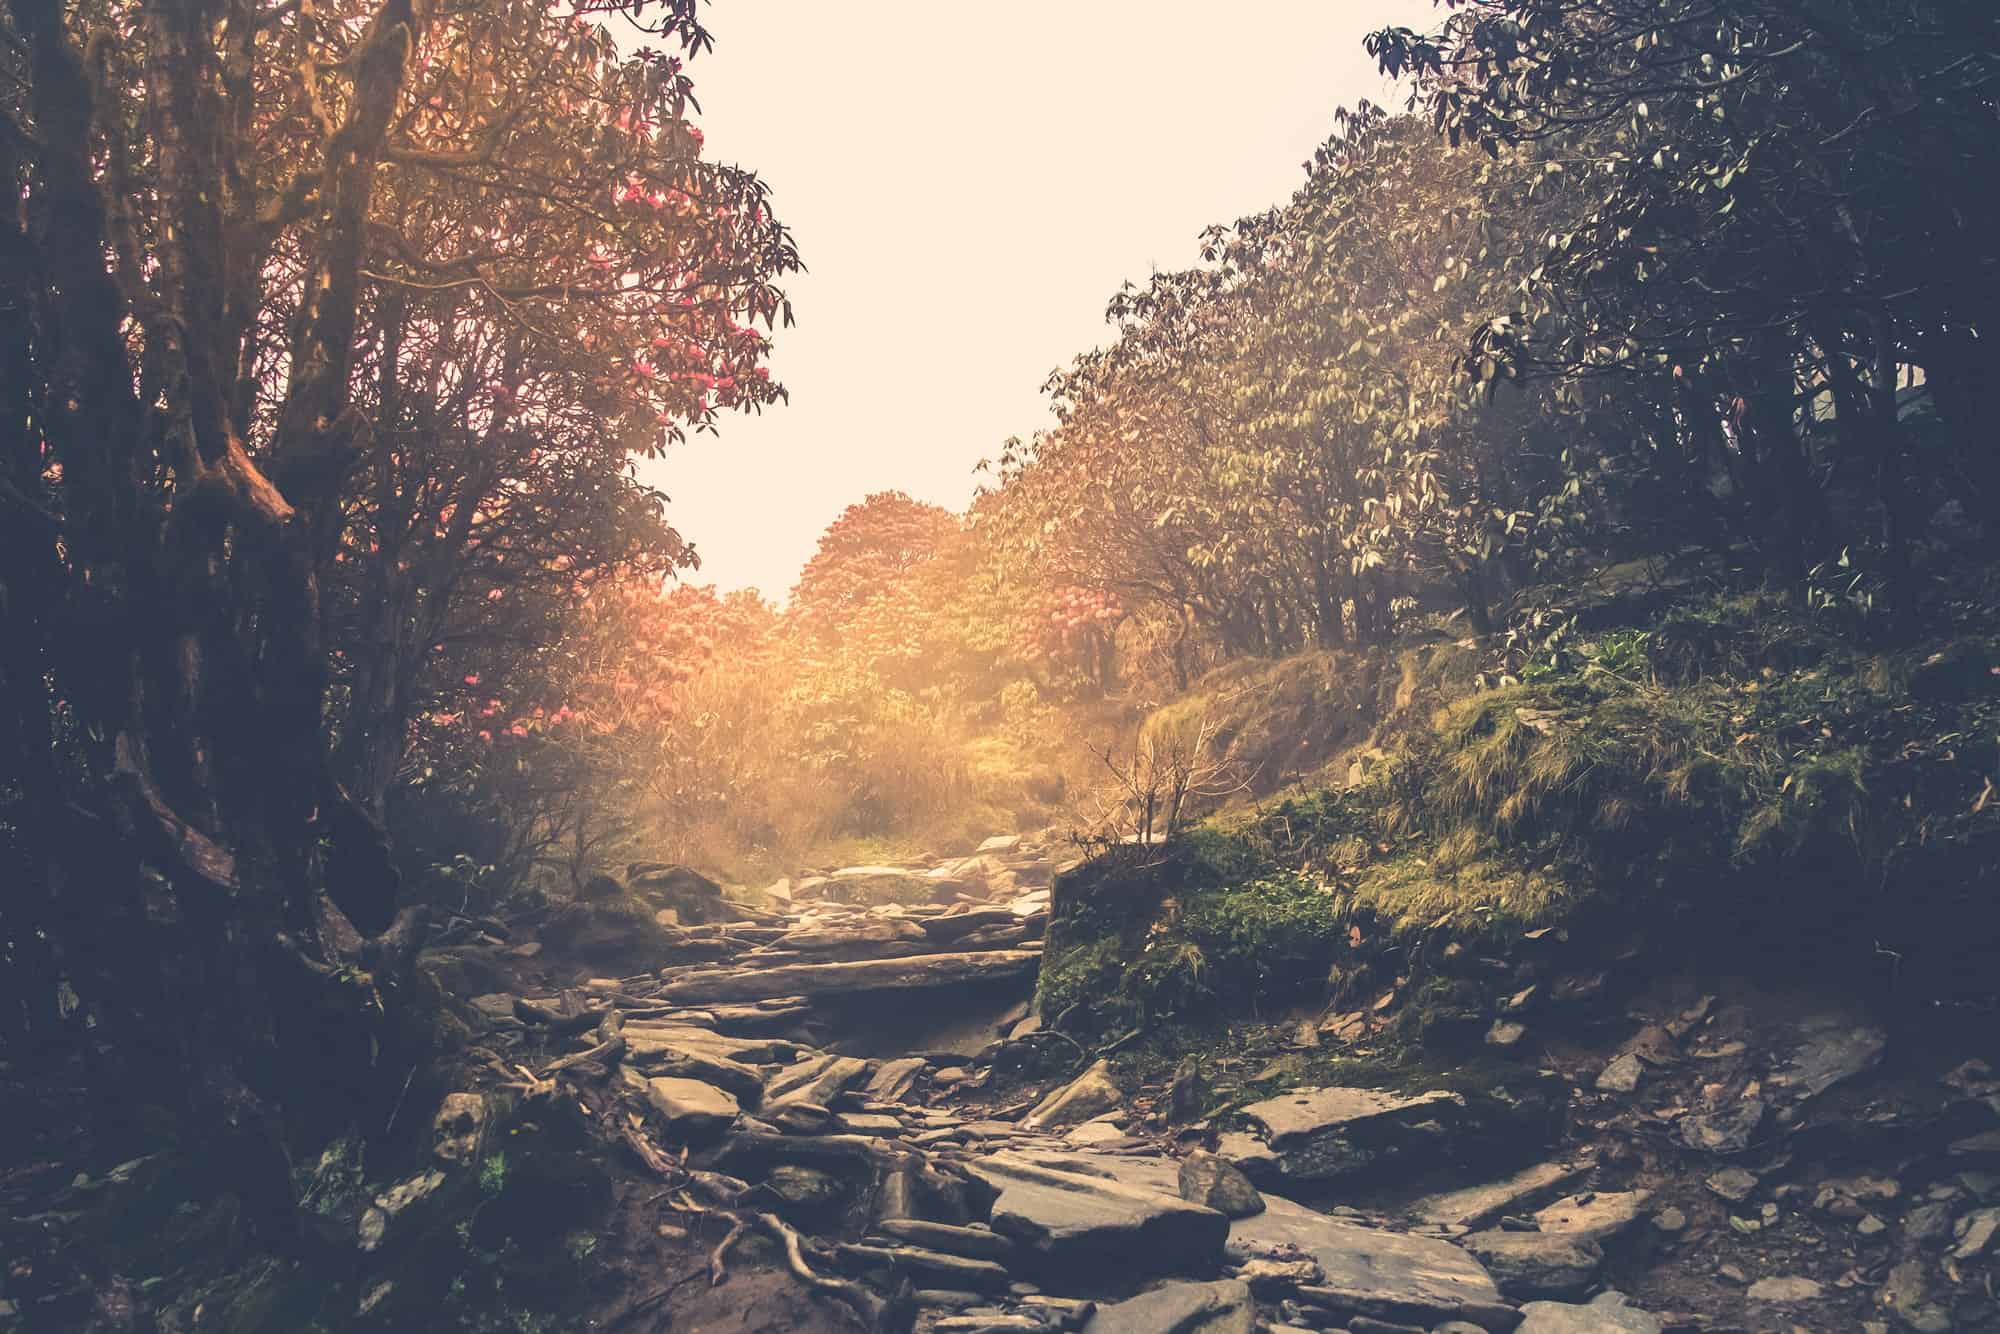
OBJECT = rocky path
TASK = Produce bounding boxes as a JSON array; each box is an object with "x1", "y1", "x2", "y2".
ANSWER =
[{"x1": 411, "y1": 834, "x2": 2000, "y2": 1334}]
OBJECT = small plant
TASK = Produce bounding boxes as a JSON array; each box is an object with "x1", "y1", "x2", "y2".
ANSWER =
[
  {"x1": 1078, "y1": 700, "x2": 1256, "y2": 843},
  {"x1": 564, "y1": 1231, "x2": 598, "y2": 1266},
  {"x1": 1805, "y1": 548, "x2": 1889, "y2": 638},
  {"x1": 1481, "y1": 603, "x2": 1578, "y2": 687},
  {"x1": 478, "y1": 1152, "x2": 508, "y2": 1196}
]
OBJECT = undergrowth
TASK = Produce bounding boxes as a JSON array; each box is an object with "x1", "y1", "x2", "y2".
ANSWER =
[{"x1": 1042, "y1": 561, "x2": 2000, "y2": 1045}]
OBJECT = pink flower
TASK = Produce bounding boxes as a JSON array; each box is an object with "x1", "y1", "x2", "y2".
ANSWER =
[{"x1": 464, "y1": 673, "x2": 480, "y2": 685}]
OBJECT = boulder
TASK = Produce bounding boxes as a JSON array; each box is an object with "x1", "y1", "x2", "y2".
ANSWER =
[
  {"x1": 1178, "y1": 1152, "x2": 1265, "y2": 1219},
  {"x1": 645, "y1": 1076, "x2": 739, "y2": 1136},
  {"x1": 1460, "y1": 1230, "x2": 1603, "y2": 1299},
  {"x1": 1081, "y1": 1279, "x2": 1254, "y2": 1334},
  {"x1": 1025, "y1": 1059, "x2": 1123, "y2": 1129},
  {"x1": 626, "y1": 863, "x2": 728, "y2": 924},
  {"x1": 577, "y1": 873, "x2": 623, "y2": 902},
  {"x1": 960, "y1": 1151, "x2": 1229, "y2": 1278}
]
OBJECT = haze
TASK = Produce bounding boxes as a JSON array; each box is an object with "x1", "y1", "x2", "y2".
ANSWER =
[{"x1": 642, "y1": 0, "x2": 1431, "y2": 599}]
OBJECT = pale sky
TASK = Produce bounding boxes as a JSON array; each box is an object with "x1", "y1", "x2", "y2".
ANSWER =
[{"x1": 640, "y1": 0, "x2": 1434, "y2": 598}]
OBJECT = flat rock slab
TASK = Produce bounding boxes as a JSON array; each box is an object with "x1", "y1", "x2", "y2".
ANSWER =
[
  {"x1": 1460, "y1": 1229, "x2": 1603, "y2": 1299},
  {"x1": 657, "y1": 949, "x2": 1043, "y2": 1004},
  {"x1": 1769, "y1": 1012, "x2": 1887, "y2": 1104},
  {"x1": 1517, "y1": 1291, "x2": 1662, "y2": 1333},
  {"x1": 1746, "y1": 1276, "x2": 1824, "y2": 1302},
  {"x1": 1237, "y1": 1085, "x2": 1467, "y2": 1184},
  {"x1": 620, "y1": 1023, "x2": 799, "y2": 1065},
  {"x1": 645, "y1": 1076, "x2": 739, "y2": 1135},
  {"x1": 767, "y1": 1054, "x2": 872, "y2": 1108},
  {"x1": 822, "y1": 866, "x2": 951, "y2": 906},
  {"x1": 1533, "y1": 1190, "x2": 1651, "y2": 1243},
  {"x1": 961, "y1": 1151, "x2": 1229, "y2": 1278},
  {"x1": 1081, "y1": 1279, "x2": 1254, "y2": 1334},
  {"x1": 920, "y1": 908, "x2": 1019, "y2": 941},
  {"x1": 1244, "y1": 1086, "x2": 1463, "y2": 1144},
  {"x1": 1233, "y1": 1192, "x2": 1505, "y2": 1328},
  {"x1": 1411, "y1": 1159, "x2": 1589, "y2": 1229}
]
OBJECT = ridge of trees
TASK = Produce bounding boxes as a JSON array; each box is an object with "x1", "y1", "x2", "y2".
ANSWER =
[{"x1": 983, "y1": 0, "x2": 1998, "y2": 673}]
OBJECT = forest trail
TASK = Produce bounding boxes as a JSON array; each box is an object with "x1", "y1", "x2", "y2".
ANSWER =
[{"x1": 420, "y1": 835, "x2": 1993, "y2": 1334}]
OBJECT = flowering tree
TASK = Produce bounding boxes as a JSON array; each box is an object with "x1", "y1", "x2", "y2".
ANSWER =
[{"x1": 0, "y1": 0, "x2": 793, "y2": 1229}]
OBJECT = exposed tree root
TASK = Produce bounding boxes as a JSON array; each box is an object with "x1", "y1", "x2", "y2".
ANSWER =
[
  {"x1": 541, "y1": 1034, "x2": 624, "y2": 1077},
  {"x1": 707, "y1": 1211, "x2": 748, "y2": 1287},
  {"x1": 755, "y1": 1210, "x2": 887, "y2": 1327}
]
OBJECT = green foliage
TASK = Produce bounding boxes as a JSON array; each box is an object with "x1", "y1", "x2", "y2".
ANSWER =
[{"x1": 478, "y1": 1152, "x2": 509, "y2": 1196}]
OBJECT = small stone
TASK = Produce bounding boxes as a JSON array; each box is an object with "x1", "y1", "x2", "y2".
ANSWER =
[
  {"x1": 1953, "y1": 1205, "x2": 2000, "y2": 1258},
  {"x1": 1177, "y1": 1151, "x2": 1264, "y2": 1219},
  {"x1": 1665, "y1": 995, "x2": 1715, "y2": 1039},
  {"x1": 1487, "y1": 1020, "x2": 1528, "y2": 1050},
  {"x1": 1025, "y1": 1059, "x2": 1124, "y2": 1129},
  {"x1": 1903, "y1": 1201, "x2": 1955, "y2": 1244},
  {"x1": 1857, "y1": 1213, "x2": 1887, "y2": 1238},
  {"x1": 1168, "y1": 1057, "x2": 1211, "y2": 1122},
  {"x1": 1596, "y1": 1053, "x2": 1644, "y2": 1094},
  {"x1": 1234, "y1": 1256, "x2": 1322, "y2": 1295},
  {"x1": 1652, "y1": 1207, "x2": 1687, "y2": 1234},
  {"x1": 1679, "y1": 1100, "x2": 1766, "y2": 1154},
  {"x1": 1745, "y1": 1276, "x2": 1822, "y2": 1303},
  {"x1": 432, "y1": 1091, "x2": 488, "y2": 1164},
  {"x1": 933, "y1": 1066, "x2": 968, "y2": 1086},
  {"x1": 1707, "y1": 1167, "x2": 1758, "y2": 1203}
]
